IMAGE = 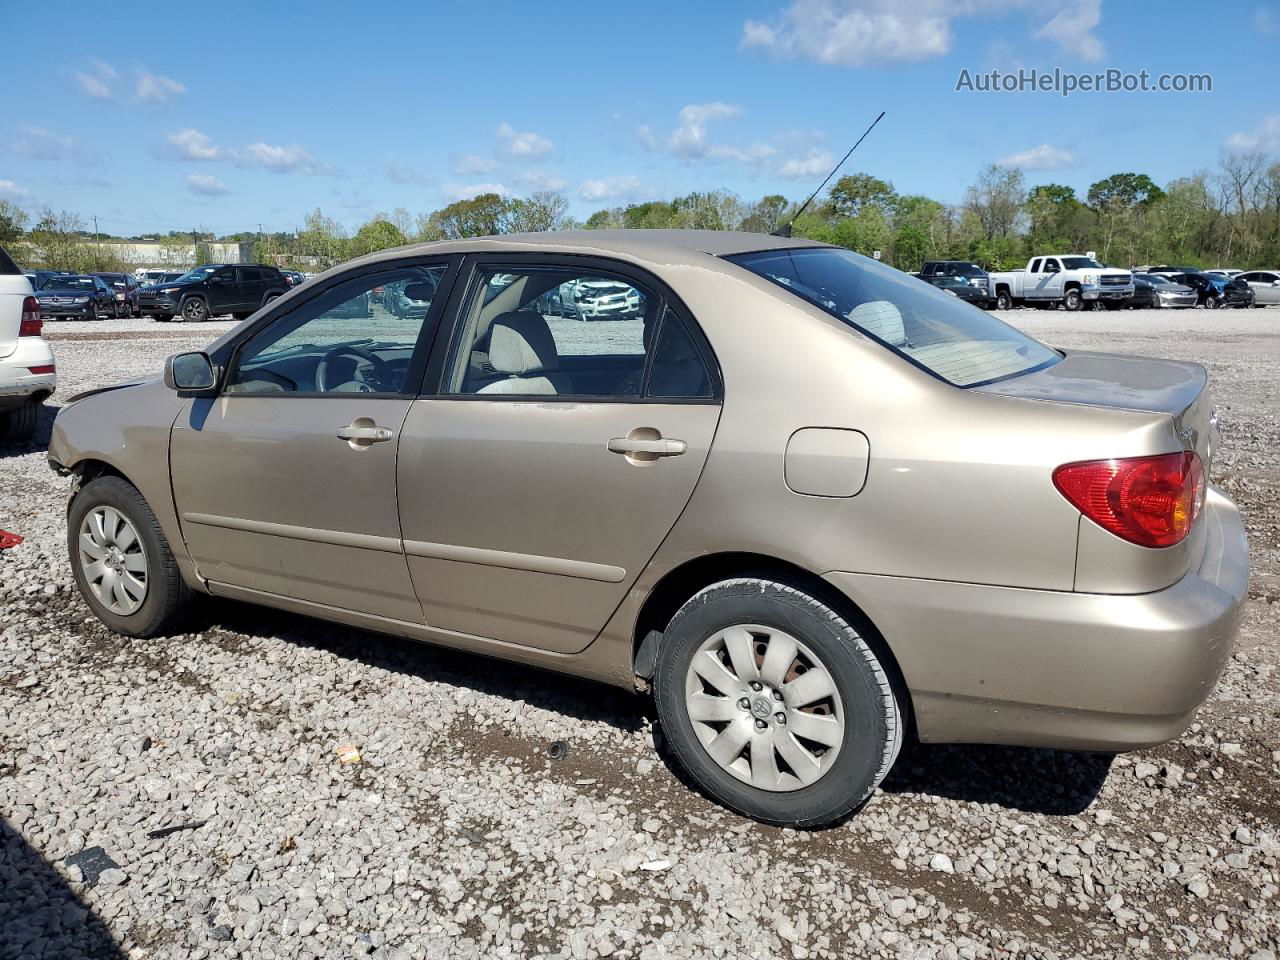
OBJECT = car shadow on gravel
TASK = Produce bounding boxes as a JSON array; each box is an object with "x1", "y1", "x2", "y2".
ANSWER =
[
  {"x1": 204, "y1": 601, "x2": 648, "y2": 735},
  {"x1": 880, "y1": 742, "x2": 1114, "y2": 815},
  {"x1": 0, "y1": 818, "x2": 125, "y2": 958},
  {"x1": 0, "y1": 401, "x2": 56, "y2": 459}
]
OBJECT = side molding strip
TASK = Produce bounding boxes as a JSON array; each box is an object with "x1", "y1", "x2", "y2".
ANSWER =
[
  {"x1": 182, "y1": 513, "x2": 402, "y2": 554},
  {"x1": 404, "y1": 539, "x2": 626, "y2": 583}
]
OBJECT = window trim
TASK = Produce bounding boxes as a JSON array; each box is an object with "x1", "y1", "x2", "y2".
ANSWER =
[
  {"x1": 213, "y1": 255, "x2": 461, "y2": 400},
  {"x1": 418, "y1": 252, "x2": 722, "y2": 405}
]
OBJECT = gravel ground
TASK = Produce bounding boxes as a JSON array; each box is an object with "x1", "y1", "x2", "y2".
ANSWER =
[{"x1": 1, "y1": 309, "x2": 1278, "y2": 960}]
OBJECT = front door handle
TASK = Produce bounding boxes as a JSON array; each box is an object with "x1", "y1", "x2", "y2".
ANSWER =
[
  {"x1": 607, "y1": 437, "x2": 686, "y2": 458},
  {"x1": 337, "y1": 422, "x2": 394, "y2": 447}
]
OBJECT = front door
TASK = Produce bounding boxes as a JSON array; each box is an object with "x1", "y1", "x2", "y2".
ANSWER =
[
  {"x1": 171, "y1": 259, "x2": 454, "y2": 620},
  {"x1": 398, "y1": 258, "x2": 722, "y2": 653}
]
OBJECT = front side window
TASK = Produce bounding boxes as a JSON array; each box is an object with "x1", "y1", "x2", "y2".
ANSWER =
[
  {"x1": 225, "y1": 264, "x2": 446, "y2": 395},
  {"x1": 445, "y1": 265, "x2": 713, "y2": 400},
  {"x1": 727, "y1": 246, "x2": 1060, "y2": 388}
]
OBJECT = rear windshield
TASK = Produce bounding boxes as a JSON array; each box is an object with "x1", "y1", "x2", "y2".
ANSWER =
[
  {"x1": 727, "y1": 246, "x2": 1061, "y2": 388},
  {"x1": 0, "y1": 245, "x2": 19, "y2": 275}
]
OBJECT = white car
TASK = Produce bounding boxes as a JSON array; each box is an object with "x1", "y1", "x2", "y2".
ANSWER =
[{"x1": 0, "y1": 247, "x2": 56, "y2": 442}]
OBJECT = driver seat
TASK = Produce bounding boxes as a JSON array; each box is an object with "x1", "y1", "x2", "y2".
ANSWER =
[{"x1": 477, "y1": 313, "x2": 572, "y2": 395}]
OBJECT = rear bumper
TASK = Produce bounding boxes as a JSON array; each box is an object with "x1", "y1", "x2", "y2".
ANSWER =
[
  {"x1": 825, "y1": 486, "x2": 1248, "y2": 752},
  {"x1": 0, "y1": 339, "x2": 57, "y2": 407}
]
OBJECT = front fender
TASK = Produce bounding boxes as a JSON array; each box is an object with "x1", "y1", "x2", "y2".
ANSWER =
[{"x1": 50, "y1": 380, "x2": 203, "y2": 589}]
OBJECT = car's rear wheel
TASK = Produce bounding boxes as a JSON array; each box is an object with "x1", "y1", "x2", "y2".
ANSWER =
[
  {"x1": 180, "y1": 297, "x2": 209, "y2": 323},
  {"x1": 68, "y1": 477, "x2": 191, "y2": 637},
  {"x1": 1204, "y1": 294, "x2": 1220, "y2": 310},
  {"x1": 653, "y1": 578, "x2": 903, "y2": 828},
  {"x1": 0, "y1": 399, "x2": 40, "y2": 444}
]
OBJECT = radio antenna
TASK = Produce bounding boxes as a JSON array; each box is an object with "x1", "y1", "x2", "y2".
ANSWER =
[{"x1": 772, "y1": 110, "x2": 886, "y2": 237}]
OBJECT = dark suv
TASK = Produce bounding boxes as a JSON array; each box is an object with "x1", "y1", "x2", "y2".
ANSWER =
[
  {"x1": 138, "y1": 264, "x2": 288, "y2": 322},
  {"x1": 918, "y1": 261, "x2": 995, "y2": 308}
]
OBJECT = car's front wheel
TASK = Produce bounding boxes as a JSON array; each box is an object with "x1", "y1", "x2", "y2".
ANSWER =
[
  {"x1": 654, "y1": 578, "x2": 903, "y2": 828},
  {"x1": 1063, "y1": 289, "x2": 1083, "y2": 311},
  {"x1": 180, "y1": 297, "x2": 209, "y2": 323},
  {"x1": 68, "y1": 476, "x2": 191, "y2": 637}
]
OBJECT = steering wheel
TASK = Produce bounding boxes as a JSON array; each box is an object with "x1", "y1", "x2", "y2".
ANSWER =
[{"x1": 315, "y1": 344, "x2": 396, "y2": 393}]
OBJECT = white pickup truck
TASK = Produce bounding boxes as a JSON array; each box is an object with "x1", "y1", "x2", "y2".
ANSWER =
[
  {"x1": 0, "y1": 245, "x2": 56, "y2": 443},
  {"x1": 989, "y1": 255, "x2": 1134, "y2": 311}
]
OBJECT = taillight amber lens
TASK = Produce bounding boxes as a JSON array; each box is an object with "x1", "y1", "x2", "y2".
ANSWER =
[{"x1": 1053, "y1": 452, "x2": 1204, "y2": 548}]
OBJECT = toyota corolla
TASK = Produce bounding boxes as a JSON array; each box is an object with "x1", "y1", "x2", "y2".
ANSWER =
[{"x1": 49, "y1": 230, "x2": 1248, "y2": 827}]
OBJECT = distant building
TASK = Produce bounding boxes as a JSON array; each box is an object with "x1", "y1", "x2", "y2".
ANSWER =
[{"x1": 96, "y1": 240, "x2": 252, "y2": 265}]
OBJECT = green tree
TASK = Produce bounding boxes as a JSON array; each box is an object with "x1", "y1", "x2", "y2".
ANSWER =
[
  {"x1": 828, "y1": 173, "x2": 896, "y2": 218},
  {"x1": 428, "y1": 193, "x2": 510, "y2": 239},
  {"x1": 352, "y1": 216, "x2": 408, "y2": 256},
  {"x1": 739, "y1": 195, "x2": 790, "y2": 233},
  {"x1": 964, "y1": 165, "x2": 1025, "y2": 241},
  {"x1": 504, "y1": 191, "x2": 570, "y2": 233},
  {"x1": 0, "y1": 200, "x2": 28, "y2": 247},
  {"x1": 298, "y1": 208, "x2": 348, "y2": 268}
]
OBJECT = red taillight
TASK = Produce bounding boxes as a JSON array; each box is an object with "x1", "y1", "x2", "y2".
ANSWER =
[
  {"x1": 28, "y1": 364, "x2": 55, "y2": 375},
  {"x1": 1053, "y1": 452, "x2": 1204, "y2": 548},
  {"x1": 19, "y1": 296, "x2": 42, "y2": 337}
]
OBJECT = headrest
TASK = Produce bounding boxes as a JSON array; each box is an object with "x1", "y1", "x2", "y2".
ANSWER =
[
  {"x1": 847, "y1": 300, "x2": 906, "y2": 347},
  {"x1": 403, "y1": 281, "x2": 434, "y2": 301},
  {"x1": 487, "y1": 312, "x2": 559, "y2": 375}
]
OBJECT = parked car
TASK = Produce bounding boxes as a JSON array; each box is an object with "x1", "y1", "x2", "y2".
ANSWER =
[
  {"x1": 1237, "y1": 270, "x2": 1280, "y2": 306},
  {"x1": 94, "y1": 272, "x2": 141, "y2": 318},
  {"x1": 1136, "y1": 273, "x2": 1198, "y2": 309},
  {"x1": 280, "y1": 270, "x2": 307, "y2": 288},
  {"x1": 35, "y1": 274, "x2": 119, "y2": 319},
  {"x1": 138, "y1": 264, "x2": 289, "y2": 322},
  {"x1": 920, "y1": 273, "x2": 992, "y2": 307},
  {"x1": 1144, "y1": 267, "x2": 1252, "y2": 309},
  {"x1": 918, "y1": 261, "x2": 994, "y2": 307},
  {"x1": 1204, "y1": 269, "x2": 1243, "y2": 279},
  {"x1": 1117, "y1": 274, "x2": 1159, "y2": 309},
  {"x1": 138, "y1": 269, "x2": 178, "y2": 286},
  {"x1": 0, "y1": 245, "x2": 56, "y2": 442},
  {"x1": 49, "y1": 230, "x2": 1248, "y2": 827},
  {"x1": 26, "y1": 269, "x2": 74, "y2": 291},
  {"x1": 571, "y1": 278, "x2": 644, "y2": 319},
  {"x1": 988, "y1": 255, "x2": 1134, "y2": 310}
]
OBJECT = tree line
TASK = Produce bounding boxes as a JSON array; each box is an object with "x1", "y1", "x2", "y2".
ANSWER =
[{"x1": 4, "y1": 148, "x2": 1278, "y2": 274}]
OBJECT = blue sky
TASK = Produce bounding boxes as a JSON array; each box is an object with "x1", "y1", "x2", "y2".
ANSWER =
[{"x1": 3, "y1": 0, "x2": 1279, "y2": 236}]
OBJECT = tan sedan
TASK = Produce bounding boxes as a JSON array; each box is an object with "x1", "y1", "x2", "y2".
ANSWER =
[{"x1": 49, "y1": 231, "x2": 1249, "y2": 827}]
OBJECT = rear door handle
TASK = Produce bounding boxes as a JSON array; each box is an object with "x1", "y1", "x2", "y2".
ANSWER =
[
  {"x1": 337, "y1": 423, "x2": 394, "y2": 444},
  {"x1": 607, "y1": 437, "x2": 686, "y2": 457}
]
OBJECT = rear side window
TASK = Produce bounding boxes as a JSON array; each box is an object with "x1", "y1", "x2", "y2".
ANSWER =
[
  {"x1": 0, "y1": 245, "x2": 19, "y2": 275},
  {"x1": 727, "y1": 246, "x2": 1060, "y2": 388}
]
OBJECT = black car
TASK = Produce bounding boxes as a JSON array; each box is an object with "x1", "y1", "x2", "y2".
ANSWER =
[
  {"x1": 919, "y1": 274, "x2": 992, "y2": 307},
  {"x1": 93, "y1": 272, "x2": 140, "y2": 318},
  {"x1": 918, "y1": 260, "x2": 995, "y2": 308},
  {"x1": 34, "y1": 274, "x2": 118, "y2": 320},
  {"x1": 1144, "y1": 266, "x2": 1251, "y2": 309},
  {"x1": 138, "y1": 263, "x2": 289, "y2": 322},
  {"x1": 1119, "y1": 274, "x2": 1159, "y2": 309}
]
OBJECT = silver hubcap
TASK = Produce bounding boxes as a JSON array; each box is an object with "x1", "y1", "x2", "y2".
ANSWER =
[
  {"x1": 78, "y1": 506, "x2": 148, "y2": 615},
  {"x1": 684, "y1": 624, "x2": 845, "y2": 792}
]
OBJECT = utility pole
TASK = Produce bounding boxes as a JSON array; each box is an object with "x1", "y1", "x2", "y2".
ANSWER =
[{"x1": 93, "y1": 215, "x2": 101, "y2": 270}]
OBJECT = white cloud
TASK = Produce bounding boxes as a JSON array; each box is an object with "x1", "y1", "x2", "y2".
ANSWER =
[
  {"x1": 496, "y1": 123, "x2": 554, "y2": 159},
  {"x1": 72, "y1": 61, "x2": 188, "y2": 104},
  {"x1": 185, "y1": 173, "x2": 229, "y2": 197},
  {"x1": 453, "y1": 153, "x2": 496, "y2": 175},
  {"x1": 578, "y1": 176, "x2": 643, "y2": 203},
  {"x1": 387, "y1": 158, "x2": 434, "y2": 185},
  {"x1": 236, "y1": 142, "x2": 332, "y2": 175},
  {"x1": 997, "y1": 143, "x2": 1080, "y2": 170},
  {"x1": 669, "y1": 102, "x2": 743, "y2": 157},
  {"x1": 709, "y1": 142, "x2": 777, "y2": 164},
  {"x1": 1034, "y1": 0, "x2": 1103, "y2": 62},
  {"x1": 778, "y1": 147, "x2": 835, "y2": 179},
  {"x1": 9, "y1": 127, "x2": 100, "y2": 166},
  {"x1": 443, "y1": 182, "x2": 509, "y2": 201},
  {"x1": 166, "y1": 128, "x2": 220, "y2": 161},
  {"x1": 743, "y1": 0, "x2": 1104, "y2": 66},
  {"x1": 1225, "y1": 114, "x2": 1280, "y2": 153},
  {"x1": 515, "y1": 170, "x2": 569, "y2": 192},
  {"x1": 0, "y1": 180, "x2": 30, "y2": 202},
  {"x1": 135, "y1": 70, "x2": 187, "y2": 104}
]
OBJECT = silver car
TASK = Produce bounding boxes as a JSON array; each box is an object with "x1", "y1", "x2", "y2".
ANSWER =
[
  {"x1": 1138, "y1": 272, "x2": 1199, "y2": 308},
  {"x1": 49, "y1": 231, "x2": 1248, "y2": 827},
  {"x1": 1237, "y1": 270, "x2": 1280, "y2": 306}
]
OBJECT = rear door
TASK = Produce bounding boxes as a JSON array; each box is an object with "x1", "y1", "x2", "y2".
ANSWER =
[
  {"x1": 397, "y1": 255, "x2": 722, "y2": 653},
  {"x1": 0, "y1": 246, "x2": 32, "y2": 359}
]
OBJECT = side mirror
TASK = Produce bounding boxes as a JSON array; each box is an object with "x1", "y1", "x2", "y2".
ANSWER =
[{"x1": 164, "y1": 352, "x2": 216, "y2": 392}]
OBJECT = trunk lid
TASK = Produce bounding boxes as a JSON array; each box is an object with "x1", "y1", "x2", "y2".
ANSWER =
[{"x1": 974, "y1": 349, "x2": 1216, "y2": 470}]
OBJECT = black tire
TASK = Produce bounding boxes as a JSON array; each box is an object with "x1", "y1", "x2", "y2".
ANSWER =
[
  {"x1": 995, "y1": 289, "x2": 1013, "y2": 311},
  {"x1": 88, "y1": 303, "x2": 100, "y2": 321},
  {"x1": 0, "y1": 399, "x2": 40, "y2": 444},
  {"x1": 653, "y1": 577, "x2": 903, "y2": 828},
  {"x1": 180, "y1": 297, "x2": 209, "y2": 323},
  {"x1": 67, "y1": 476, "x2": 192, "y2": 637},
  {"x1": 1204, "y1": 295, "x2": 1220, "y2": 310},
  {"x1": 1062, "y1": 288, "x2": 1083, "y2": 311}
]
